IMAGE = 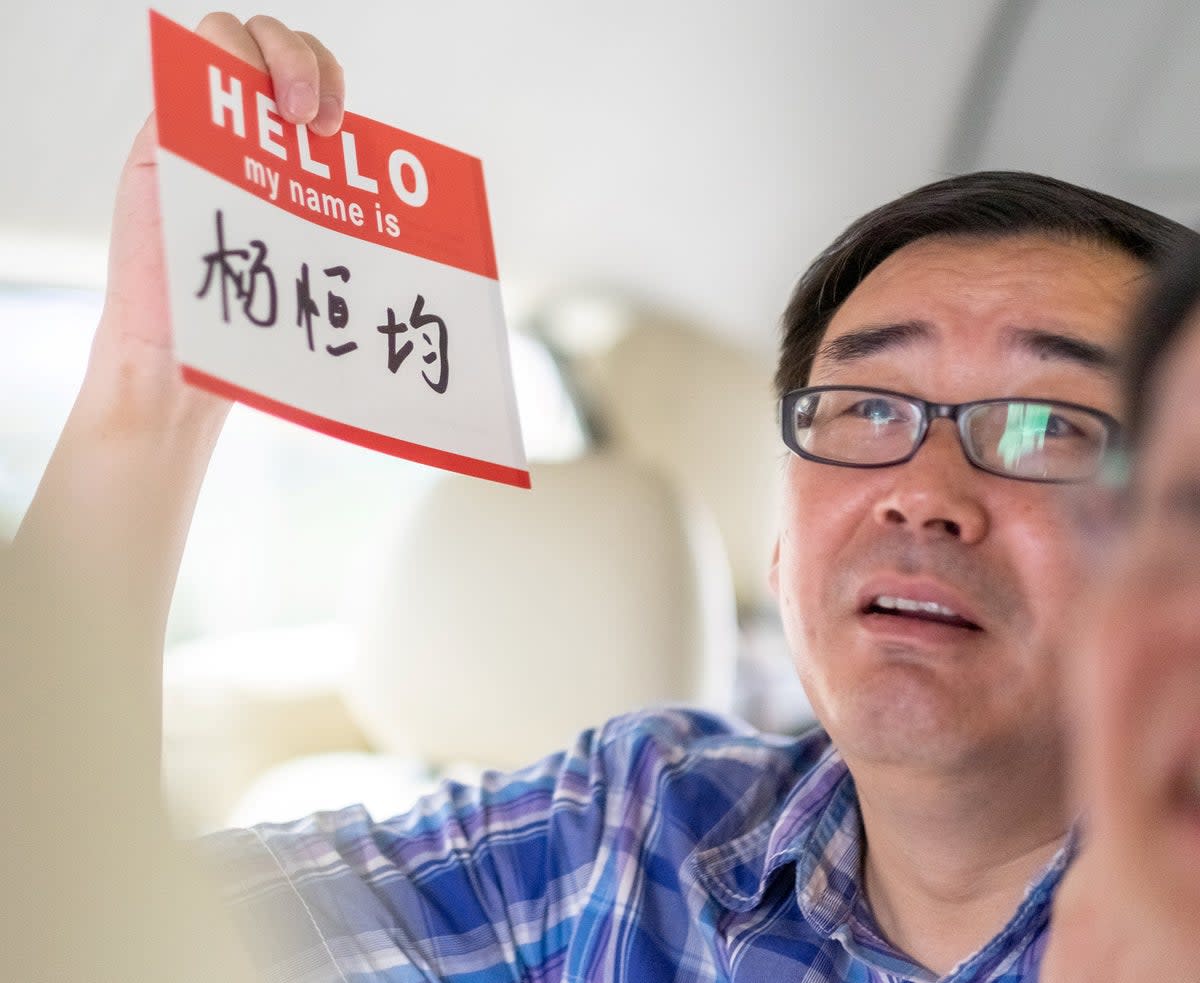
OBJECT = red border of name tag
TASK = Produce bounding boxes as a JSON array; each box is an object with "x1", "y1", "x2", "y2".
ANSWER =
[{"x1": 182, "y1": 365, "x2": 530, "y2": 488}]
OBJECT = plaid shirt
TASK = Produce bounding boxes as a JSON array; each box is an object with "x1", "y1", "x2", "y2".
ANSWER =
[{"x1": 203, "y1": 708, "x2": 1071, "y2": 982}]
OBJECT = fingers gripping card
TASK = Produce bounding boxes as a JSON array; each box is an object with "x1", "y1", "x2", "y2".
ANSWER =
[{"x1": 149, "y1": 10, "x2": 529, "y2": 488}]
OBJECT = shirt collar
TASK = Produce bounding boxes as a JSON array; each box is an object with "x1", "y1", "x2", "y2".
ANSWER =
[
  {"x1": 688, "y1": 728, "x2": 1081, "y2": 975},
  {"x1": 688, "y1": 731, "x2": 860, "y2": 922}
]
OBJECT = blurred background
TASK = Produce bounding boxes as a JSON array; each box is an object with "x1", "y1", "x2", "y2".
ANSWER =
[{"x1": 3, "y1": 0, "x2": 1199, "y2": 836}]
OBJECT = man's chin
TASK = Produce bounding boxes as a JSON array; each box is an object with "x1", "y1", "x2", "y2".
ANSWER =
[{"x1": 818, "y1": 672, "x2": 994, "y2": 770}]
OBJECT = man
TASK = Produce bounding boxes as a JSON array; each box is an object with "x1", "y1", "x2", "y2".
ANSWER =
[
  {"x1": 13, "y1": 14, "x2": 1198, "y2": 982},
  {"x1": 768, "y1": 216, "x2": 1150, "y2": 978},
  {"x1": 1042, "y1": 231, "x2": 1200, "y2": 982}
]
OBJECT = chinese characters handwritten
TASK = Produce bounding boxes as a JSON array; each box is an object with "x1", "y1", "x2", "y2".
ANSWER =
[
  {"x1": 196, "y1": 210, "x2": 277, "y2": 327},
  {"x1": 376, "y1": 295, "x2": 449, "y2": 394},
  {"x1": 196, "y1": 210, "x2": 449, "y2": 394}
]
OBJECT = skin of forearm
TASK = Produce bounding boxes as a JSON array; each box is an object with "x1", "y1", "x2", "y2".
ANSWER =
[
  {"x1": 1, "y1": 316, "x2": 252, "y2": 978},
  {"x1": 12, "y1": 326, "x2": 229, "y2": 766}
]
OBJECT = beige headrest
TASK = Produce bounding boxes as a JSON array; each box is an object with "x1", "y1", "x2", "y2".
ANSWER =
[
  {"x1": 341, "y1": 453, "x2": 737, "y2": 769},
  {"x1": 570, "y1": 314, "x2": 782, "y2": 612}
]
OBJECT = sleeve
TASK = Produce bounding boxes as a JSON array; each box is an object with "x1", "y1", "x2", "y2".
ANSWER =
[{"x1": 199, "y1": 722, "x2": 616, "y2": 983}]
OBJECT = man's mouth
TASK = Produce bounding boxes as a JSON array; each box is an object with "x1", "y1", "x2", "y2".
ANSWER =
[{"x1": 862, "y1": 594, "x2": 983, "y2": 632}]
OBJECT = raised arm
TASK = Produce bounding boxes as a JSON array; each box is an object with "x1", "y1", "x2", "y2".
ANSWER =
[
  {"x1": 11, "y1": 13, "x2": 346, "y2": 758},
  {"x1": 1, "y1": 14, "x2": 351, "y2": 980}
]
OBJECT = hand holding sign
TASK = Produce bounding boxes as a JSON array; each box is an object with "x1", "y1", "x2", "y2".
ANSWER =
[{"x1": 98, "y1": 14, "x2": 343, "y2": 380}]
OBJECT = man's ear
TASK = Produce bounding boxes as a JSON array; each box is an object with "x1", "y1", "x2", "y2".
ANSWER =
[{"x1": 767, "y1": 537, "x2": 780, "y2": 598}]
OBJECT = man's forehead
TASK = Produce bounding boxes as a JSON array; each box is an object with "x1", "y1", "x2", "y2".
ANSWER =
[
  {"x1": 836, "y1": 234, "x2": 1144, "y2": 312},
  {"x1": 810, "y1": 234, "x2": 1146, "y2": 379}
]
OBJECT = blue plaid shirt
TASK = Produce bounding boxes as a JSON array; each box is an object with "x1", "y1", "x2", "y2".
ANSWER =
[{"x1": 203, "y1": 708, "x2": 1071, "y2": 982}]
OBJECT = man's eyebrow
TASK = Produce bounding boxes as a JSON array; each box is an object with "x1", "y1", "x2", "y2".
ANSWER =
[
  {"x1": 815, "y1": 320, "x2": 933, "y2": 364},
  {"x1": 1006, "y1": 326, "x2": 1118, "y2": 375}
]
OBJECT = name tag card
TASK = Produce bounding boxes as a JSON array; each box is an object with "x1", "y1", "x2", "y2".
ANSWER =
[{"x1": 149, "y1": 10, "x2": 529, "y2": 488}]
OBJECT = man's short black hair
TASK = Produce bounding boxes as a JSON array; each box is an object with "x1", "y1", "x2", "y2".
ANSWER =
[{"x1": 775, "y1": 170, "x2": 1200, "y2": 398}]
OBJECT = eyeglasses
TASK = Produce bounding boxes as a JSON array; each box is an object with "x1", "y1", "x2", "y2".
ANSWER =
[{"x1": 779, "y1": 386, "x2": 1122, "y2": 484}]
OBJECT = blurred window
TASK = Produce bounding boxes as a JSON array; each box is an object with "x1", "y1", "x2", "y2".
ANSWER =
[{"x1": 0, "y1": 284, "x2": 588, "y2": 646}]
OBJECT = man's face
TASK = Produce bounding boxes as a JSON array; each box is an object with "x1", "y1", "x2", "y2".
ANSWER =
[
  {"x1": 1099, "y1": 308, "x2": 1200, "y2": 864},
  {"x1": 770, "y1": 234, "x2": 1145, "y2": 772},
  {"x1": 1070, "y1": 307, "x2": 1200, "y2": 923}
]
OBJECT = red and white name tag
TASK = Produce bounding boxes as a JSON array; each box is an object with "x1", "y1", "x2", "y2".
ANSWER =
[{"x1": 150, "y1": 10, "x2": 529, "y2": 488}]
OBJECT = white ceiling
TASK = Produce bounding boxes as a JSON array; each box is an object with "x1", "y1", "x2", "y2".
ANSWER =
[
  {"x1": 3, "y1": 1, "x2": 1197, "y2": 355},
  {"x1": 957, "y1": 0, "x2": 1200, "y2": 225}
]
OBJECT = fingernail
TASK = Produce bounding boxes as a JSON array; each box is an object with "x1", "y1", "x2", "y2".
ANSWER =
[
  {"x1": 315, "y1": 94, "x2": 343, "y2": 134},
  {"x1": 286, "y1": 81, "x2": 317, "y2": 120}
]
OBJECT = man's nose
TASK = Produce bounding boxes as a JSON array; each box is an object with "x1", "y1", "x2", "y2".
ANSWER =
[{"x1": 871, "y1": 420, "x2": 990, "y2": 544}]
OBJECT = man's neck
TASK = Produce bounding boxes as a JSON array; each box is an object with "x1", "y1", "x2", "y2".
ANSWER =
[{"x1": 851, "y1": 750, "x2": 1068, "y2": 977}]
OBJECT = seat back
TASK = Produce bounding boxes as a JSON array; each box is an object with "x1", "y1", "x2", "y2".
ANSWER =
[
  {"x1": 541, "y1": 300, "x2": 782, "y2": 613},
  {"x1": 341, "y1": 453, "x2": 737, "y2": 769}
]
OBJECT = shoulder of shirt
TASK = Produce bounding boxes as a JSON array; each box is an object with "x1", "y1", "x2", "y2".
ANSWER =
[
  {"x1": 198, "y1": 708, "x2": 834, "y2": 871},
  {"x1": 586, "y1": 706, "x2": 834, "y2": 810},
  {"x1": 594, "y1": 705, "x2": 830, "y2": 759}
]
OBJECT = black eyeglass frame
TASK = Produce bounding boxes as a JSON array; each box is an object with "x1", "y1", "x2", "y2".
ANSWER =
[{"x1": 779, "y1": 385, "x2": 1123, "y2": 484}]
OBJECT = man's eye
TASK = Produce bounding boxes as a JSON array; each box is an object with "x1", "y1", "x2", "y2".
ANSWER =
[
  {"x1": 847, "y1": 398, "x2": 905, "y2": 424},
  {"x1": 1043, "y1": 413, "x2": 1086, "y2": 439}
]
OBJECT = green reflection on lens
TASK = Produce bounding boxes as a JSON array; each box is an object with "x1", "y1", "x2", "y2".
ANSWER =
[
  {"x1": 997, "y1": 404, "x2": 1050, "y2": 471},
  {"x1": 1098, "y1": 447, "x2": 1130, "y2": 490}
]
